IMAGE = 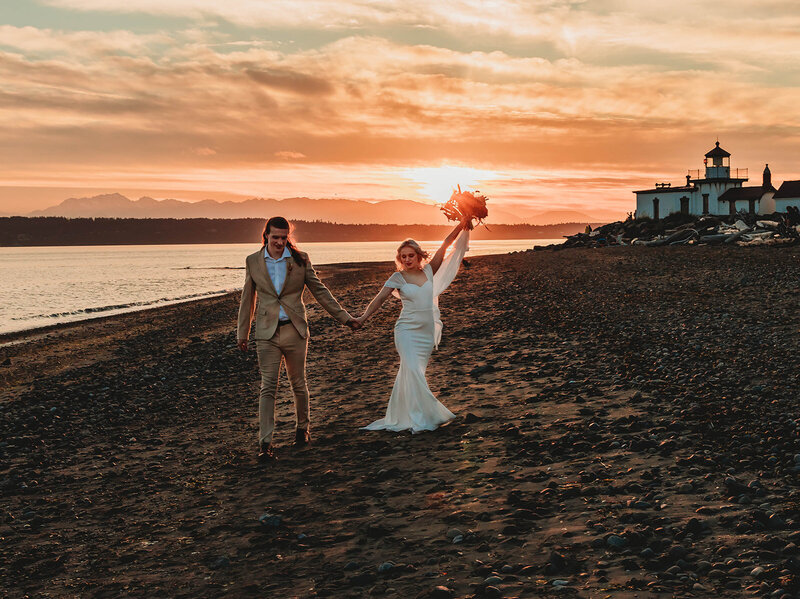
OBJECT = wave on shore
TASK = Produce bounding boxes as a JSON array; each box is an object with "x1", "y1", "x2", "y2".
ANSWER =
[{"x1": 3, "y1": 289, "x2": 235, "y2": 335}]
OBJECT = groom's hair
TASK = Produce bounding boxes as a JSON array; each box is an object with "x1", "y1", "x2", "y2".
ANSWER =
[{"x1": 263, "y1": 216, "x2": 306, "y2": 266}]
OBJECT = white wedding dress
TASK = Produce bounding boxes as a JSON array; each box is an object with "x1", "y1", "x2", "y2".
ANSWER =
[{"x1": 363, "y1": 230, "x2": 470, "y2": 432}]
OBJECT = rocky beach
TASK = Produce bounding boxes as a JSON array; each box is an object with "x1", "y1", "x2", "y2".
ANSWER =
[{"x1": 1, "y1": 245, "x2": 799, "y2": 598}]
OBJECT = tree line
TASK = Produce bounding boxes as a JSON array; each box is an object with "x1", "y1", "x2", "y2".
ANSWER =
[{"x1": 0, "y1": 217, "x2": 587, "y2": 246}]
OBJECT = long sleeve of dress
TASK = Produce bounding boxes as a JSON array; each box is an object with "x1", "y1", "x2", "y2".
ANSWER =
[
  {"x1": 433, "y1": 229, "x2": 470, "y2": 298},
  {"x1": 431, "y1": 229, "x2": 470, "y2": 348}
]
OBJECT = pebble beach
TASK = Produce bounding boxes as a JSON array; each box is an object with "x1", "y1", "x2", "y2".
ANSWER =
[{"x1": 1, "y1": 245, "x2": 800, "y2": 598}]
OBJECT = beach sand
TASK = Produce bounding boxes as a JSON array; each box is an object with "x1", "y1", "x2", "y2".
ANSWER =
[{"x1": 1, "y1": 246, "x2": 799, "y2": 598}]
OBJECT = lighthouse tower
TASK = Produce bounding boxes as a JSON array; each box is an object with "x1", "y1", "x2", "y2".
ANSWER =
[{"x1": 704, "y1": 141, "x2": 732, "y2": 179}]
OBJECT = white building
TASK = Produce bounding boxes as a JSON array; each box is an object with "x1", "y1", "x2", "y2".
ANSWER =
[
  {"x1": 634, "y1": 142, "x2": 776, "y2": 219},
  {"x1": 762, "y1": 180, "x2": 800, "y2": 213}
]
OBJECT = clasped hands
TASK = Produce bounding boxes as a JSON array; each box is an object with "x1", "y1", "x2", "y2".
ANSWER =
[{"x1": 346, "y1": 314, "x2": 367, "y2": 331}]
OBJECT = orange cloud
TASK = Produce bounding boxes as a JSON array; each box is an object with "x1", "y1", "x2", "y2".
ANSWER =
[
  {"x1": 274, "y1": 151, "x2": 306, "y2": 160},
  {"x1": 3, "y1": 3, "x2": 800, "y2": 216}
]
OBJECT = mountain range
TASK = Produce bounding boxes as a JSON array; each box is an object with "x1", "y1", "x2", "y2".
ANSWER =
[{"x1": 26, "y1": 193, "x2": 610, "y2": 225}]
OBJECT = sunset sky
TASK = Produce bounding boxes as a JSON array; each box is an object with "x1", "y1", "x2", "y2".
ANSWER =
[{"x1": 3, "y1": 1, "x2": 800, "y2": 219}]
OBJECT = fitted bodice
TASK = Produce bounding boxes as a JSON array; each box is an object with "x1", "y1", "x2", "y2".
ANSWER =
[
  {"x1": 396, "y1": 270, "x2": 434, "y2": 312},
  {"x1": 382, "y1": 231, "x2": 470, "y2": 349}
]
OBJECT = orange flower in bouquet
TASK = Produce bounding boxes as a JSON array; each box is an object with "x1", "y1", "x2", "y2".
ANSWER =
[{"x1": 440, "y1": 185, "x2": 489, "y2": 230}]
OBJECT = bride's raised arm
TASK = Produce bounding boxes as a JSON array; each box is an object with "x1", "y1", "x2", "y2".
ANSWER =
[{"x1": 429, "y1": 218, "x2": 469, "y2": 275}]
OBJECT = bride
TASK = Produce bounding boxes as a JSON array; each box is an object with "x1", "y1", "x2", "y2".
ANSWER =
[{"x1": 356, "y1": 218, "x2": 471, "y2": 432}]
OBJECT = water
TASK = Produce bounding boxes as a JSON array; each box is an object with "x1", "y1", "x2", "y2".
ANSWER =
[{"x1": 0, "y1": 239, "x2": 560, "y2": 335}]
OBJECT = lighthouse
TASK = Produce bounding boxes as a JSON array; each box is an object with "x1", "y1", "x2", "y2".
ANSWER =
[{"x1": 634, "y1": 141, "x2": 751, "y2": 218}]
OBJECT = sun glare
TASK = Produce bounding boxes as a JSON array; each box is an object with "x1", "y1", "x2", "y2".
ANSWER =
[{"x1": 401, "y1": 165, "x2": 497, "y2": 204}]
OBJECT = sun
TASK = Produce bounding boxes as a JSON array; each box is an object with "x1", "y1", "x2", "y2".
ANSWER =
[{"x1": 400, "y1": 165, "x2": 497, "y2": 204}]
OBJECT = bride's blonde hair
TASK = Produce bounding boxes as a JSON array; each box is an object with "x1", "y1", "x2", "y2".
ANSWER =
[{"x1": 396, "y1": 239, "x2": 429, "y2": 269}]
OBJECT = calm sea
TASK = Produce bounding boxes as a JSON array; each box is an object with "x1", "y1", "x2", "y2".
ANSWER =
[{"x1": 0, "y1": 239, "x2": 559, "y2": 335}]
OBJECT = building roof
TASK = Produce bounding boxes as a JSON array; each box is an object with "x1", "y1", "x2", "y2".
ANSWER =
[
  {"x1": 633, "y1": 185, "x2": 695, "y2": 195},
  {"x1": 718, "y1": 186, "x2": 768, "y2": 202},
  {"x1": 774, "y1": 180, "x2": 800, "y2": 199},
  {"x1": 705, "y1": 141, "x2": 731, "y2": 158}
]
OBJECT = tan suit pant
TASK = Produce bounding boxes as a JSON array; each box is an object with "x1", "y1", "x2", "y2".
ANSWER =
[{"x1": 255, "y1": 323, "x2": 309, "y2": 445}]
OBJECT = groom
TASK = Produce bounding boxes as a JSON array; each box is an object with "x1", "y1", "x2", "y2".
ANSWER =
[{"x1": 237, "y1": 216, "x2": 358, "y2": 463}]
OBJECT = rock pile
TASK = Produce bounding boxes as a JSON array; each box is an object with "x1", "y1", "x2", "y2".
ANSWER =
[{"x1": 541, "y1": 207, "x2": 800, "y2": 250}]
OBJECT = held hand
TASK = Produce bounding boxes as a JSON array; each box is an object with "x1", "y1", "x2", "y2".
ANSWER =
[
  {"x1": 346, "y1": 318, "x2": 361, "y2": 331},
  {"x1": 238, "y1": 339, "x2": 248, "y2": 352}
]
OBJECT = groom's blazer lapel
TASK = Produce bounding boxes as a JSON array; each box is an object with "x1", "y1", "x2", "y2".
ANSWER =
[
  {"x1": 253, "y1": 247, "x2": 278, "y2": 296},
  {"x1": 280, "y1": 255, "x2": 302, "y2": 297}
]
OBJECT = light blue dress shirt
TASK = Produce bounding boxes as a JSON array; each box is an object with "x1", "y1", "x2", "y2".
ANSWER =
[{"x1": 264, "y1": 246, "x2": 292, "y2": 321}]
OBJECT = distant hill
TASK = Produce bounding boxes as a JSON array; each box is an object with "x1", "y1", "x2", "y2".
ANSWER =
[
  {"x1": 27, "y1": 193, "x2": 615, "y2": 225},
  {"x1": 27, "y1": 193, "x2": 513, "y2": 224}
]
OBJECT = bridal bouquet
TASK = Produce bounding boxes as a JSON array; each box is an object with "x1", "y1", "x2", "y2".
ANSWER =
[{"x1": 440, "y1": 185, "x2": 489, "y2": 230}]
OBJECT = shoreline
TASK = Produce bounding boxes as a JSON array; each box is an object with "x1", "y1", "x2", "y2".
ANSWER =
[
  {"x1": 0, "y1": 245, "x2": 543, "y2": 342},
  {"x1": 2, "y1": 245, "x2": 799, "y2": 598},
  {"x1": 0, "y1": 259, "x2": 396, "y2": 345},
  {"x1": 0, "y1": 257, "x2": 392, "y2": 394},
  {"x1": 0, "y1": 290, "x2": 236, "y2": 346}
]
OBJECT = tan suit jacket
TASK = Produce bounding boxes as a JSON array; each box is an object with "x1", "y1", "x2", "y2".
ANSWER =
[{"x1": 237, "y1": 248, "x2": 350, "y2": 341}]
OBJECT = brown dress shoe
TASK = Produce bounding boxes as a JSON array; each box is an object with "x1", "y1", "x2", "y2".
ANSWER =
[
  {"x1": 293, "y1": 428, "x2": 311, "y2": 447},
  {"x1": 258, "y1": 443, "x2": 277, "y2": 462}
]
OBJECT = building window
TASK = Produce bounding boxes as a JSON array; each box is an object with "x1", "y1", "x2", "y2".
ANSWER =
[
  {"x1": 680, "y1": 196, "x2": 689, "y2": 215},
  {"x1": 702, "y1": 194, "x2": 709, "y2": 214},
  {"x1": 653, "y1": 197, "x2": 659, "y2": 220}
]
